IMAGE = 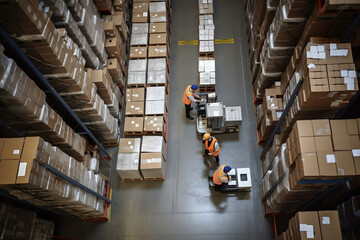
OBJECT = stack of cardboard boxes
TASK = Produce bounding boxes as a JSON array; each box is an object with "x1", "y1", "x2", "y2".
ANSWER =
[
  {"x1": 337, "y1": 193, "x2": 360, "y2": 239},
  {"x1": 118, "y1": 0, "x2": 171, "y2": 181},
  {"x1": 0, "y1": 136, "x2": 106, "y2": 219},
  {"x1": 276, "y1": 211, "x2": 342, "y2": 240},
  {"x1": 262, "y1": 118, "x2": 360, "y2": 212}
]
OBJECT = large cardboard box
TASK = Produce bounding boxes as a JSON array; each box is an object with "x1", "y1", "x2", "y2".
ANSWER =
[
  {"x1": 143, "y1": 116, "x2": 164, "y2": 132},
  {"x1": 132, "y1": 12, "x2": 148, "y2": 23},
  {"x1": 0, "y1": 160, "x2": 19, "y2": 184},
  {"x1": 125, "y1": 101, "x2": 144, "y2": 116},
  {"x1": 126, "y1": 88, "x2": 145, "y2": 102},
  {"x1": 318, "y1": 211, "x2": 342, "y2": 240},
  {"x1": 119, "y1": 138, "x2": 141, "y2": 153},
  {"x1": 317, "y1": 151, "x2": 338, "y2": 177},
  {"x1": 346, "y1": 119, "x2": 359, "y2": 135},
  {"x1": 0, "y1": 138, "x2": 25, "y2": 160},
  {"x1": 312, "y1": 119, "x2": 331, "y2": 136},
  {"x1": 16, "y1": 137, "x2": 40, "y2": 184},
  {"x1": 140, "y1": 152, "x2": 165, "y2": 178},
  {"x1": 148, "y1": 45, "x2": 167, "y2": 58},
  {"x1": 350, "y1": 135, "x2": 360, "y2": 149},
  {"x1": 330, "y1": 120, "x2": 347, "y2": 134},
  {"x1": 133, "y1": 2, "x2": 149, "y2": 12},
  {"x1": 335, "y1": 151, "x2": 356, "y2": 176},
  {"x1": 295, "y1": 211, "x2": 322, "y2": 240},
  {"x1": 314, "y1": 136, "x2": 333, "y2": 152},
  {"x1": 332, "y1": 134, "x2": 351, "y2": 150},
  {"x1": 149, "y1": 23, "x2": 167, "y2": 33},
  {"x1": 295, "y1": 152, "x2": 320, "y2": 179},
  {"x1": 149, "y1": 33, "x2": 167, "y2": 45},
  {"x1": 0, "y1": 139, "x2": 4, "y2": 156},
  {"x1": 124, "y1": 117, "x2": 144, "y2": 133},
  {"x1": 294, "y1": 120, "x2": 314, "y2": 137},
  {"x1": 130, "y1": 46, "x2": 147, "y2": 59}
]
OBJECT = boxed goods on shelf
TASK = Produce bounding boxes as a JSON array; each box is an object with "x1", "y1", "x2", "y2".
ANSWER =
[
  {"x1": 128, "y1": 59, "x2": 148, "y2": 86},
  {"x1": 124, "y1": 117, "x2": 144, "y2": 134},
  {"x1": 126, "y1": 88, "x2": 145, "y2": 102},
  {"x1": 147, "y1": 58, "x2": 168, "y2": 86}
]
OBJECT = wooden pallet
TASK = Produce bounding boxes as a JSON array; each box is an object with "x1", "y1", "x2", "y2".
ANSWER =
[
  {"x1": 124, "y1": 131, "x2": 143, "y2": 136},
  {"x1": 143, "y1": 130, "x2": 165, "y2": 136},
  {"x1": 147, "y1": 82, "x2": 168, "y2": 87},
  {"x1": 144, "y1": 177, "x2": 166, "y2": 181},
  {"x1": 199, "y1": 86, "x2": 216, "y2": 93},
  {"x1": 127, "y1": 83, "x2": 146, "y2": 88},
  {"x1": 122, "y1": 178, "x2": 144, "y2": 182},
  {"x1": 199, "y1": 52, "x2": 215, "y2": 57}
]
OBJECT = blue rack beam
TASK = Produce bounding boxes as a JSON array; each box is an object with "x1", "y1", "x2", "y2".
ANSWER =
[
  {"x1": 260, "y1": 79, "x2": 303, "y2": 160},
  {"x1": 0, "y1": 26, "x2": 112, "y2": 161}
]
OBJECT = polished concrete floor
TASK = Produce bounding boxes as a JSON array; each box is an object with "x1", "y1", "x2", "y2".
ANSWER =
[{"x1": 55, "y1": 0, "x2": 275, "y2": 239}]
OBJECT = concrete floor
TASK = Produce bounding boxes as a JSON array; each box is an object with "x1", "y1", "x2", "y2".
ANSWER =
[{"x1": 55, "y1": 0, "x2": 275, "y2": 239}]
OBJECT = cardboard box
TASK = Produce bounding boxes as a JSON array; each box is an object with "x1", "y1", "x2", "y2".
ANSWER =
[
  {"x1": 132, "y1": 12, "x2": 148, "y2": 23},
  {"x1": 16, "y1": 137, "x2": 40, "y2": 184},
  {"x1": 126, "y1": 88, "x2": 145, "y2": 102},
  {"x1": 118, "y1": 138, "x2": 141, "y2": 153},
  {"x1": 149, "y1": 33, "x2": 167, "y2": 45},
  {"x1": 294, "y1": 120, "x2": 314, "y2": 137},
  {"x1": 133, "y1": 2, "x2": 149, "y2": 12},
  {"x1": 148, "y1": 45, "x2": 167, "y2": 58},
  {"x1": 130, "y1": 46, "x2": 147, "y2": 59},
  {"x1": 0, "y1": 139, "x2": 4, "y2": 156},
  {"x1": 124, "y1": 117, "x2": 144, "y2": 133},
  {"x1": 312, "y1": 119, "x2": 331, "y2": 136},
  {"x1": 143, "y1": 116, "x2": 164, "y2": 132},
  {"x1": 350, "y1": 135, "x2": 360, "y2": 149},
  {"x1": 295, "y1": 152, "x2": 320, "y2": 179},
  {"x1": 296, "y1": 211, "x2": 322, "y2": 240},
  {"x1": 332, "y1": 134, "x2": 351, "y2": 150},
  {"x1": 335, "y1": 151, "x2": 356, "y2": 176},
  {"x1": 346, "y1": 119, "x2": 359, "y2": 135},
  {"x1": 0, "y1": 160, "x2": 19, "y2": 184},
  {"x1": 149, "y1": 23, "x2": 167, "y2": 33},
  {"x1": 318, "y1": 211, "x2": 342, "y2": 240},
  {"x1": 315, "y1": 136, "x2": 333, "y2": 152},
  {"x1": 317, "y1": 151, "x2": 338, "y2": 177},
  {"x1": 125, "y1": 101, "x2": 144, "y2": 116},
  {"x1": 330, "y1": 120, "x2": 348, "y2": 135},
  {"x1": 140, "y1": 152, "x2": 165, "y2": 178},
  {"x1": 298, "y1": 137, "x2": 317, "y2": 153},
  {"x1": 0, "y1": 138, "x2": 25, "y2": 160}
]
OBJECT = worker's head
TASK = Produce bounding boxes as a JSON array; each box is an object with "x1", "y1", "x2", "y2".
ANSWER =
[
  {"x1": 191, "y1": 85, "x2": 199, "y2": 91},
  {"x1": 224, "y1": 166, "x2": 232, "y2": 173},
  {"x1": 203, "y1": 132, "x2": 211, "y2": 140}
]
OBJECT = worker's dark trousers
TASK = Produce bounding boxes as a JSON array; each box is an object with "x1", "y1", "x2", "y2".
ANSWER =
[
  {"x1": 185, "y1": 104, "x2": 191, "y2": 118},
  {"x1": 214, "y1": 183, "x2": 227, "y2": 191},
  {"x1": 204, "y1": 150, "x2": 220, "y2": 166}
]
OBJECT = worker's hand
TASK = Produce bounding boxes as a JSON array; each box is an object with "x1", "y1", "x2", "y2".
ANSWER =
[
  {"x1": 208, "y1": 152, "x2": 213, "y2": 156},
  {"x1": 201, "y1": 99, "x2": 206, "y2": 102},
  {"x1": 196, "y1": 100, "x2": 202, "y2": 103}
]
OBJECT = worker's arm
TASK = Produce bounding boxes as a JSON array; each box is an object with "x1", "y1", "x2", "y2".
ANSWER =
[
  {"x1": 188, "y1": 94, "x2": 201, "y2": 103},
  {"x1": 214, "y1": 142, "x2": 220, "y2": 152}
]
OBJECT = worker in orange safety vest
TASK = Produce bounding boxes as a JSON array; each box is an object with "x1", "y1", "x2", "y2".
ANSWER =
[
  {"x1": 203, "y1": 132, "x2": 221, "y2": 166},
  {"x1": 213, "y1": 165, "x2": 232, "y2": 189},
  {"x1": 182, "y1": 84, "x2": 201, "y2": 120}
]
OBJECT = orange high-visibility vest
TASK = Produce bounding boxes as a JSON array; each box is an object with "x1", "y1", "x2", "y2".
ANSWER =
[
  {"x1": 182, "y1": 85, "x2": 193, "y2": 105},
  {"x1": 213, "y1": 165, "x2": 228, "y2": 185},
  {"x1": 205, "y1": 137, "x2": 221, "y2": 156}
]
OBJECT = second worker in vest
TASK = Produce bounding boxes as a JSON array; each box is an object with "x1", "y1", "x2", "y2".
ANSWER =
[
  {"x1": 212, "y1": 165, "x2": 232, "y2": 190},
  {"x1": 203, "y1": 132, "x2": 221, "y2": 167},
  {"x1": 182, "y1": 84, "x2": 202, "y2": 120}
]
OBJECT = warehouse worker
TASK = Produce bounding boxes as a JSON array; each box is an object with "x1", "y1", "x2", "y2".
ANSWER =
[
  {"x1": 203, "y1": 132, "x2": 221, "y2": 166},
  {"x1": 213, "y1": 165, "x2": 232, "y2": 190},
  {"x1": 182, "y1": 84, "x2": 201, "y2": 120}
]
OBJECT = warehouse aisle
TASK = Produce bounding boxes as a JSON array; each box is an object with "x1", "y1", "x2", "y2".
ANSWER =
[{"x1": 55, "y1": 0, "x2": 274, "y2": 239}]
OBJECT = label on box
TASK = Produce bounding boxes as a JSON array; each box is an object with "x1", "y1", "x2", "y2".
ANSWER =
[
  {"x1": 128, "y1": 141, "x2": 132, "y2": 144},
  {"x1": 349, "y1": 71, "x2": 356, "y2": 77},
  {"x1": 131, "y1": 121, "x2": 135, "y2": 124},
  {"x1": 135, "y1": 124, "x2": 139, "y2": 127},
  {"x1": 330, "y1": 43, "x2": 337, "y2": 49},
  {"x1": 322, "y1": 217, "x2": 330, "y2": 224},
  {"x1": 152, "y1": 158, "x2": 161, "y2": 163},
  {"x1": 318, "y1": 45, "x2": 325, "y2": 52},
  {"x1": 13, "y1": 150, "x2": 20, "y2": 155},
  {"x1": 326, "y1": 154, "x2": 336, "y2": 163},
  {"x1": 307, "y1": 63, "x2": 315, "y2": 69},
  {"x1": 147, "y1": 159, "x2": 152, "y2": 163},
  {"x1": 130, "y1": 145, "x2": 134, "y2": 149},
  {"x1": 352, "y1": 149, "x2": 360, "y2": 157},
  {"x1": 341, "y1": 70, "x2": 348, "y2": 77},
  {"x1": 131, "y1": 105, "x2": 135, "y2": 108},
  {"x1": 18, "y1": 162, "x2": 27, "y2": 177}
]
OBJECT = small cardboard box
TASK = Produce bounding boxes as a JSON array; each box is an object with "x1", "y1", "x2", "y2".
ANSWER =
[
  {"x1": 124, "y1": 117, "x2": 144, "y2": 133},
  {"x1": 312, "y1": 119, "x2": 331, "y2": 136},
  {"x1": 126, "y1": 88, "x2": 145, "y2": 102},
  {"x1": 350, "y1": 135, "x2": 360, "y2": 149},
  {"x1": 0, "y1": 138, "x2": 25, "y2": 160},
  {"x1": 133, "y1": 2, "x2": 149, "y2": 12},
  {"x1": 0, "y1": 139, "x2": 4, "y2": 156},
  {"x1": 132, "y1": 12, "x2": 148, "y2": 23},
  {"x1": 130, "y1": 46, "x2": 147, "y2": 59},
  {"x1": 149, "y1": 23, "x2": 167, "y2": 33},
  {"x1": 16, "y1": 137, "x2": 41, "y2": 184},
  {"x1": 295, "y1": 152, "x2": 320, "y2": 179},
  {"x1": 317, "y1": 151, "x2": 338, "y2": 177},
  {"x1": 335, "y1": 151, "x2": 356, "y2": 176},
  {"x1": 0, "y1": 160, "x2": 19, "y2": 184},
  {"x1": 318, "y1": 211, "x2": 342, "y2": 240},
  {"x1": 332, "y1": 134, "x2": 352, "y2": 151},
  {"x1": 298, "y1": 137, "x2": 317, "y2": 153},
  {"x1": 125, "y1": 101, "x2": 144, "y2": 116}
]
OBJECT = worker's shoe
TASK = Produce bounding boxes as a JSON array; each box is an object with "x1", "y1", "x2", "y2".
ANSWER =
[{"x1": 187, "y1": 116, "x2": 194, "y2": 120}]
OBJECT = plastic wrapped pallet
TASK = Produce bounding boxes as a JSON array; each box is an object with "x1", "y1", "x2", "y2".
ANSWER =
[
  {"x1": 141, "y1": 136, "x2": 166, "y2": 155},
  {"x1": 145, "y1": 100, "x2": 166, "y2": 115},
  {"x1": 117, "y1": 138, "x2": 142, "y2": 180},
  {"x1": 128, "y1": 59, "x2": 148, "y2": 86},
  {"x1": 146, "y1": 87, "x2": 166, "y2": 100},
  {"x1": 198, "y1": 57, "x2": 216, "y2": 86}
]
